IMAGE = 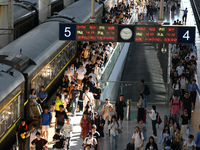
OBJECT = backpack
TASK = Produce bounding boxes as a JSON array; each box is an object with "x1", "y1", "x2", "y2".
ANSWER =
[
  {"x1": 144, "y1": 85, "x2": 150, "y2": 95},
  {"x1": 18, "y1": 124, "x2": 28, "y2": 131},
  {"x1": 85, "y1": 137, "x2": 96, "y2": 145},
  {"x1": 171, "y1": 99, "x2": 181, "y2": 106},
  {"x1": 156, "y1": 112, "x2": 162, "y2": 124}
]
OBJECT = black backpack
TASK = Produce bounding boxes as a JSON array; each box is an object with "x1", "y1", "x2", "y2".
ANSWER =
[
  {"x1": 156, "y1": 112, "x2": 162, "y2": 124},
  {"x1": 144, "y1": 85, "x2": 150, "y2": 95}
]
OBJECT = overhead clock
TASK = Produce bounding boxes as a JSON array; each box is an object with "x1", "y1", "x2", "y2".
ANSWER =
[{"x1": 120, "y1": 27, "x2": 133, "y2": 40}]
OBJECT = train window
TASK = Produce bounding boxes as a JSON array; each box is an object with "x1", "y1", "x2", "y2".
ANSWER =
[
  {"x1": 7, "y1": 104, "x2": 12, "y2": 128},
  {"x1": 18, "y1": 95, "x2": 21, "y2": 117},
  {"x1": 0, "y1": 111, "x2": 6, "y2": 137},
  {"x1": 31, "y1": 42, "x2": 77, "y2": 91}
]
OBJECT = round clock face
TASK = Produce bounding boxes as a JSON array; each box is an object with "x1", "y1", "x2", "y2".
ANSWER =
[{"x1": 120, "y1": 28, "x2": 132, "y2": 40}]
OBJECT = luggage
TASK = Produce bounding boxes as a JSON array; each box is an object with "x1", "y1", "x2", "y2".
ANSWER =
[
  {"x1": 137, "y1": 108, "x2": 146, "y2": 122},
  {"x1": 126, "y1": 143, "x2": 134, "y2": 150},
  {"x1": 31, "y1": 103, "x2": 43, "y2": 117},
  {"x1": 13, "y1": 134, "x2": 19, "y2": 150}
]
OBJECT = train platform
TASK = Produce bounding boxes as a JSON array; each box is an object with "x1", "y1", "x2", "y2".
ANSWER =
[{"x1": 41, "y1": 1, "x2": 200, "y2": 150}]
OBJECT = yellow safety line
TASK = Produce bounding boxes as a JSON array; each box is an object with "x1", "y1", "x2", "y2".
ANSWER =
[
  {"x1": 0, "y1": 117, "x2": 21, "y2": 143},
  {"x1": 0, "y1": 91, "x2": 21, "y2": 113}
]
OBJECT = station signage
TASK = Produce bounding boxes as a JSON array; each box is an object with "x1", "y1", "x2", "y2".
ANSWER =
[{"x1": 59, "y1": 23, "x2": 195, "y2": 44}]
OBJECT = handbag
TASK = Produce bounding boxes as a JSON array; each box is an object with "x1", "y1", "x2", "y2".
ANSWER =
[{"x1": 117, "y1": 129, "x2": 122, "y2": 134}]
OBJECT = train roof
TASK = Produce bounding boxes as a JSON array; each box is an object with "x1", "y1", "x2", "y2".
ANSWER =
[
  {"x1": 0, "y1": 64, "x2": 24, "y2": 102},
  {"x1": 0, "y1": 0, "x2": 102, "y2": 75},
  {"x1": 14, "y1": 2, "x2": 36, "y2": 23},
  {"x1": 58, "y1": 0, "x2": 102, "y2": 23}
]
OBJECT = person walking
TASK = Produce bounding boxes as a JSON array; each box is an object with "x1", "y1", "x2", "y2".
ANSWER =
[
  {"x1": 31, "y1": 132, "x2": 48, "y2": 150},
  {"x1": 189, "y1": 79, "x2": 200, "y2": 109},
  {"x1": 63, "y1": 118, "x2": 73, "y2": 150},
  {"x1": 159, "y1": 125, "x2": 172, "y2": 149},
  {"x1": 40, "y1": 106, "x2": 52, "y2": 140},
  {"x1": 90, "y1": 125, "x2": 100, "y2": 150},
  {"x1": 195, "y1": 125, "x2": 200, "y2": 150},
  {"x1": 93, "y1": 83, "x2": 102, "y2": 111},
  {"x1": 83, "y1": 131, "x2": 97, "y2": 150},
  {"x1": 131, "y1": 126, "x2": 144, "y2": 150},
  {"x1": 52, "y1": 128, "x2": 67, "y2": 150},
  {"x1": 108, "y1": 115, "x2": 121, "y2": 150},
  {"x1": 169, "y1": 95, "x2": 182, "y2": 127},
  {"x1": 83, "y1": 87, "x2": 95, "y2": 112},
  {"x1": 182, "y1": 92, "x2": 193, "y2": 120},
  {"x1": 70, "y1": 84, "x2": 80, "y2": 116},
  {"x1": 179, "y1": 109, "x2": 190, "y2": 140},
  {"x1": 183, "y1": 134, "x2": 196, "y2": 150},
  {"x1": 55, "y1": 105, "x2": 68, "y2": 131},
  {"x1": 115, "y1": 95, "x2": 127, "y2": 126},
  {"x1": 172, "y1": 128, "x2": 183, "y2": 150},
  {"x1": 141, "y1": 79, "x2": 148, "y2": 108},
  {"x1": 182, "y1": 8, "x2": 188, "y2": 23},
  {"x1": 102, "y1": 98, "x2": 112, "y2": 134},
  {"x1": 27, "y1": 124, "x2": 37, "y2": 150},
  {"x1": 80, "y1": 112, "x2": 91, "y2": 141},
  {"x1": 55, "y1": 93, "x2": 63, "y2": 114},
  {"x1": 137, "y1": 93, "x2": 145, "y2": 122},
  {"x1": 16, "y1": 118, "x2": 29, "y2": 150},
  {"x1": 145, "y1": 136, "x2": 158, "y2": 150},
  {"x1": 37, "y1": 86, "x2": 48, "y2": 110},
  {"x1": 148, "y1": 105, "x2": 157, "y2": 139}
]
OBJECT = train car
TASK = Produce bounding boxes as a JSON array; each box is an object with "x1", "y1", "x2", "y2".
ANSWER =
[
  {"x1": 13, "y1": 0, "x2": 66, "y2": 40},
  {"x1": 13, "y1": 1, "x2": 38, "y2": 39},
  {"x1": 0, "y1": 0, "x2": 103, "y2": 149},
  {"x1": 0, "y1": 64, "x2": 25, "y2": 150}
]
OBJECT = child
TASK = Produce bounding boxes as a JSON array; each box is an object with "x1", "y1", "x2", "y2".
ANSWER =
[
  {"x1": 138, "y1": 120, "x2": 147, "y2": 141},
  {"x1": 63, "y1": 118, "x2": 73, "y2": 150},
  {"x1": 27, "y1": 124, "x2": 37, "y2": 150}
]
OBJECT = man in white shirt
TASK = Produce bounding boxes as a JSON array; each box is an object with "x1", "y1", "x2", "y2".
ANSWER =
[
  {"x1": 131, "y1": 126, "x2": 144, "y2": 150},
  {"x1": 83, "y1": 87, "x2": 95, "y2": 112},
  {"x1": 180, "y1": 74, "x2": 189, "y2": 97},
  {"x1": 94, "y1": 63, "x2": 101, "y2": 80},
  {"x1": 83, "y1": 131, "x2": 97, "y2": 150},
  {"x1": 89, "y1": 69, "x2": 98, "y2": 84},
  {"x1": 176, "y1": 62, "x2": 184, "y2": 76},
  {"x1": 76, "y1": 64, "x2": 86, "y2": 85},
  {"x1": 102, "y1": 98, "x2": 112, "y2": 134}
]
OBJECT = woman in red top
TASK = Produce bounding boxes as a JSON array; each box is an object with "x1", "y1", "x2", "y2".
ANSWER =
[{"x1": 80, "y1": 112, "x2": 91, "y2": 141}]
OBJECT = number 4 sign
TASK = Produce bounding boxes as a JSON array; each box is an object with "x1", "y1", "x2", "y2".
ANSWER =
[
  {"x1": 178, "y1": 27, "x2": 195, "y2": 44},
  {"x1": 59, "y1": 24, "x2": 76, "y2": 40}
]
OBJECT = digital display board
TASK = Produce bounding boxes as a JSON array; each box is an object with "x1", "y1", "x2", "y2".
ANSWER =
[
  {"x1": 134, "y1": 26, "x2": 178, "y2": 43},
  {"x1": 59, "y1": 23, "x2": 195, "y2": 44},
  {"x1": 76, "y1": 24, "x2": 118, "y2": 42}
]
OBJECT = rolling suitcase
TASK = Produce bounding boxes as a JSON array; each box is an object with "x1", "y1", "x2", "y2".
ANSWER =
[
  {"x1": 137, "y1": 108, "x2": 146, "y2": 122},
  {"x1": 126, "y1": 143, "x2": 134, "y2": 150},
  {"x1": 31, "y1": 103, "x2": 43, "y2": 117}
]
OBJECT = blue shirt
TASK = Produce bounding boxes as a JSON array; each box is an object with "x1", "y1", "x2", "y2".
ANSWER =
[
  {"x1": 195, "y1": 130, "x2": 200, "y2": 147},
  {"x1": 40, "y1": 112, "x2": 52, "y2": 125},
  {"x1": 37, "y1": 90, "x2": 48, "y2": 99},
  {"x1": 189, "y1": 84, "x2": 200, "y2": 94},
  {"x1": 182, "y1": 9, "x2": 188, "y2": 15}
]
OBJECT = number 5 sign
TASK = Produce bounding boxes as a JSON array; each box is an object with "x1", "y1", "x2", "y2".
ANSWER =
[
  {"x1": 59, "y1": 23, "x2": 76, "y2": 40},
  {"x1": 178, "y1": 27, "x2": 195, "y2": 44}
]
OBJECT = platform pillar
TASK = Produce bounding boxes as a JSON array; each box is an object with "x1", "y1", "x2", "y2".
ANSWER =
[
  {"x1": 0, "y1": 0, "x2": 13, "y2": 48},
  {"x1": 39, "y1": 0, "x2": 51, "y2": 22}
]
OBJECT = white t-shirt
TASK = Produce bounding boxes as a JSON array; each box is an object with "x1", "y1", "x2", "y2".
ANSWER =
[
  {"x1": 89, "y1": 73, "x2": 97, "y2": 83},
  {"x1": 83, "y1": 92, "x2": 94, "y2": 108},
  {"x1": 183, "y1": 140, "x2": 196, "y2": 150},
  {"x1": 63, "y1": 123, "x2": 73, "y2": 137},
  {"x1": 29, "y1": 130, "x2": 37, "y2": 147},
  {"x1": 176, "y1": 66, "x2": 184, "y2": 76},
  {"x1": 83, "y1": 137, "x2": 97, "y2": 150},
  {"x1": 76, "y1": 68, "x2": 86, "y2": 80},
  {"x1": 70, "y1": 66, "x2": 76, "y2": 75},
  {"x1": 180, "y1": 78, "x2": 188, "y2": 89},
  {"x1": 132, "y1": 131, "x2": 144, "y2": 148},
  {"x1": 64, "y1": 70, "x2": 73, "y2": 79}
]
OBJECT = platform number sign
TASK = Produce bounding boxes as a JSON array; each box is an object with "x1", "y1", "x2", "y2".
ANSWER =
[
  {"x1": 59, "y1": 24, "x2": 76, "y2": 40},
  {"x1": 178, "y1": 27, "x2": 195, "y2": 44}
]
